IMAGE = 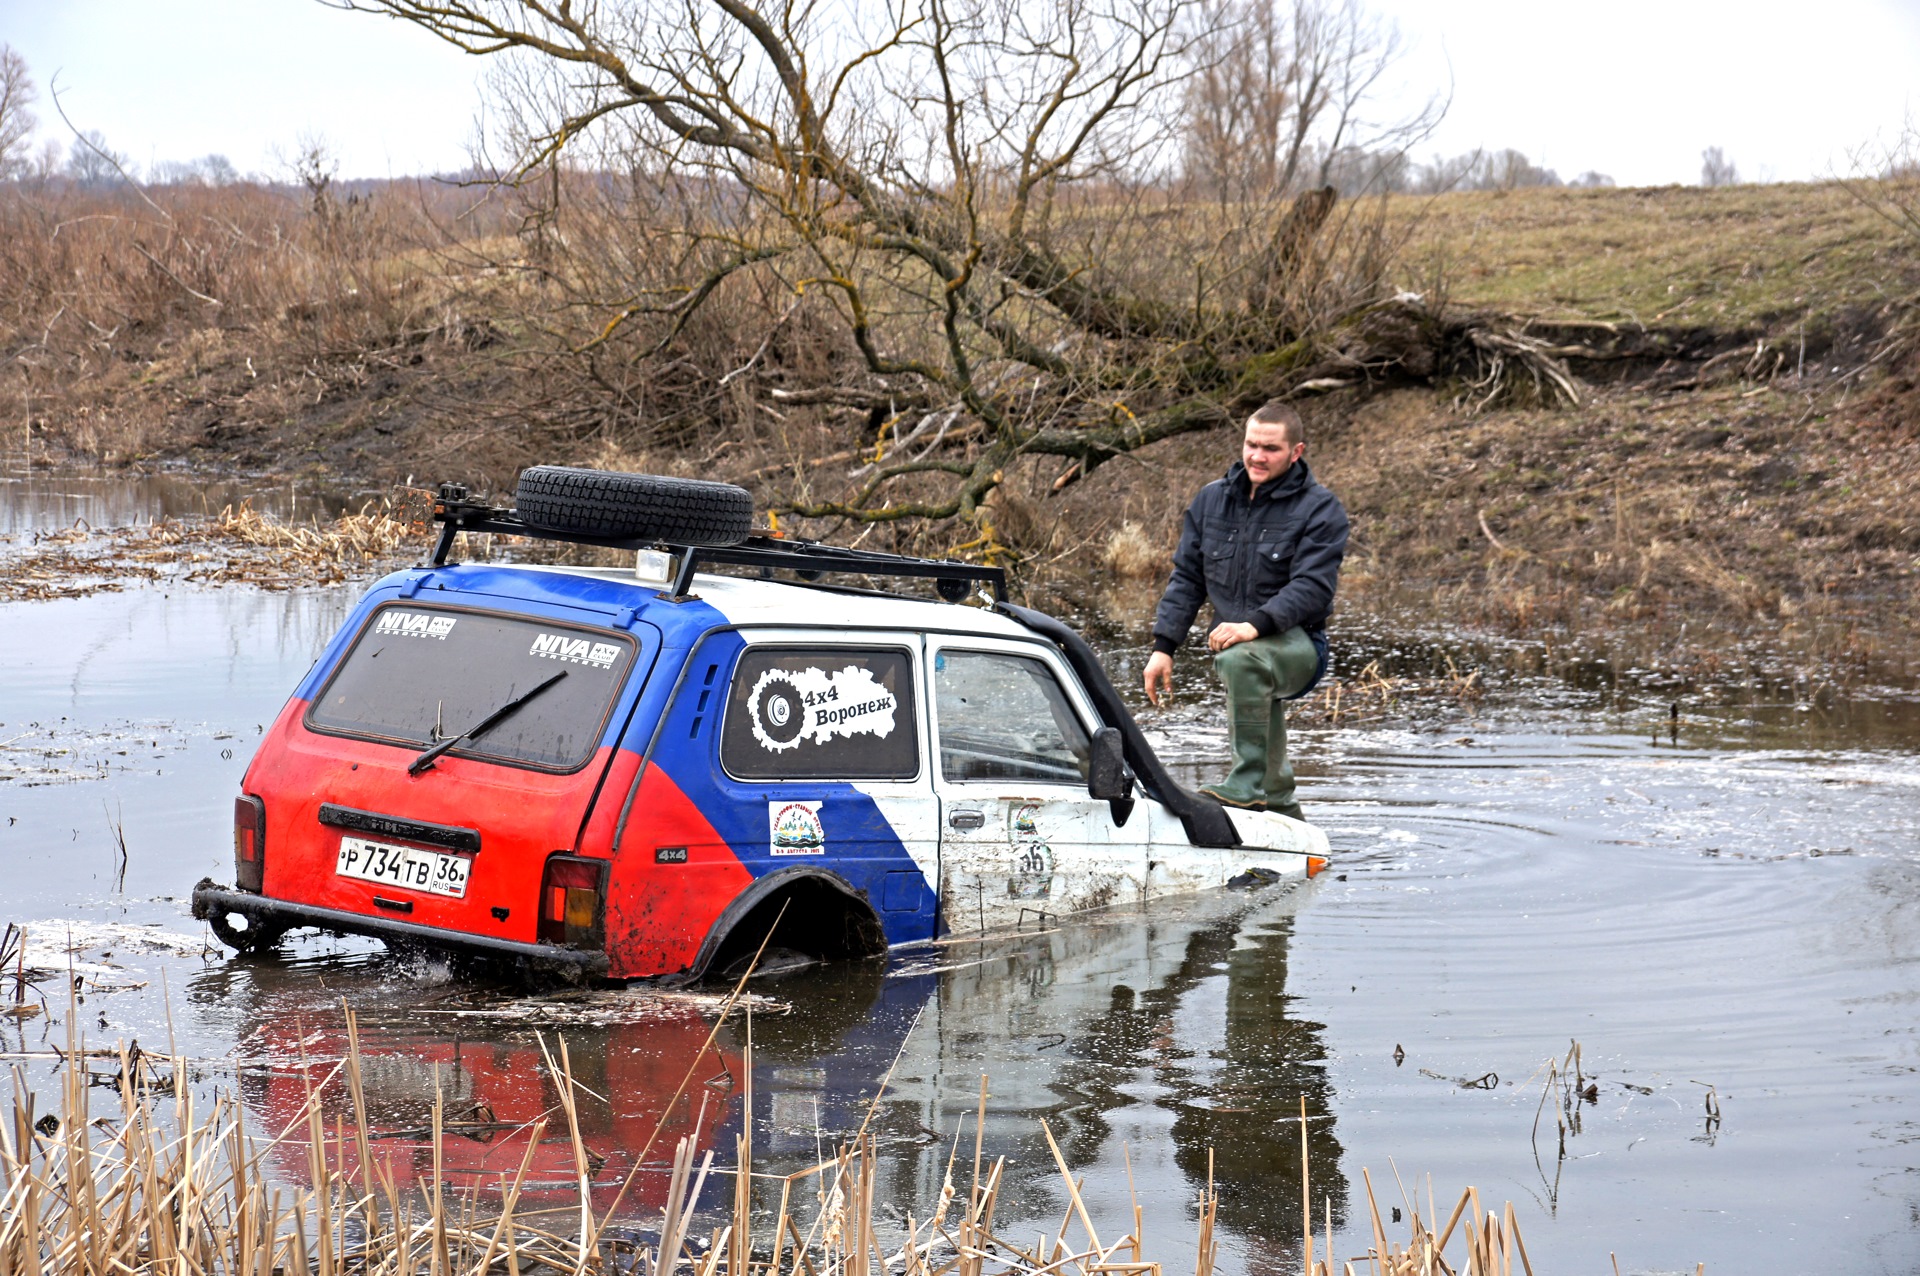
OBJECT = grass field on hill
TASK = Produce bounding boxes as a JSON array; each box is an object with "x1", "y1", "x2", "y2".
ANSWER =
[{"x1": 1404, "y1": 182, "x2": 1916, "y2": 332}]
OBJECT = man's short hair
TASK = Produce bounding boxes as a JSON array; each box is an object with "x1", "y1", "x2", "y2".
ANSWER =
[{"x1": 1247, "y1": 398, "x2": 1305, "y2": 447}]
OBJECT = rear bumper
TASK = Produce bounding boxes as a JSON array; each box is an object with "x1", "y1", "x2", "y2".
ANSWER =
[{"x1": 190, "y1": 880, "x2": 610, "y2": 977}]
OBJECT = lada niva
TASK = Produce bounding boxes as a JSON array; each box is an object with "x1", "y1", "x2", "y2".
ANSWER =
[{"x1": 192, "y1": 467, "x2": 1329, "y2": 981}]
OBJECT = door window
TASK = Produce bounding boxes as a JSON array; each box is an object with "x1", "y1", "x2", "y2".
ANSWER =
[
  {"x1": 934, "y1": 650, "x2": 1090, "y2": 784},
  {"x1": 720, "y1": 647, "x2": 919, "y2": 780}
]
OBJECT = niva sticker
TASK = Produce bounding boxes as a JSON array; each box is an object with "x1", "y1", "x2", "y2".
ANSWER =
[
  {"x1": 375, "y1": 611, "x2": 456, "y2": 640},
  {"x1": 749, "y1": 666, "x2": 897, "y2": 752},
  {"x1": 769, "y1": 800, "x2": 826, "y2": 855},
  {"x1": 530, "y1": 632, "x2": 622, "y2": 669}
]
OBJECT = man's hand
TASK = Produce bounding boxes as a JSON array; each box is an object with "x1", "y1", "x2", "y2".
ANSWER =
[
  {"x1": 1207, "y1": 622, "x2": 1260, "y2": 653},
  {"x1": 1143, "y1": 651, "x2": 1174, "y2": 707}
]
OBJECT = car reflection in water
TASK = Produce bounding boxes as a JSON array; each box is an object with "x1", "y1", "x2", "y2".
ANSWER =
[
  {"x1": 206, "y1": 979, "x2": 746, "y2": 1210},
  {"x1": 205, "y1": 883, "x2": 1335, "y2": 1259}
]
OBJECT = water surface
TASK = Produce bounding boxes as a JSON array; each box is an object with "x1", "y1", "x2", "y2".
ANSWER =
[{"x1": 2, "y1": 474, "x2": 1917, "y2": 1275}]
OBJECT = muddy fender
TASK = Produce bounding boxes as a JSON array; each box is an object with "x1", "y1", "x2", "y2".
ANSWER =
[{"x1": 684, "y1": 867, "x2": 884, "y2": 981}]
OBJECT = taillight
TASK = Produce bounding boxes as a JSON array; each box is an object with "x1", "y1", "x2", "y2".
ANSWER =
[
  {"x1": 538, "y1": 856, "x2": 606, "y2": 948},
  {"x1": 234, "y1": 795, "x2": 266, "y2": 892}
]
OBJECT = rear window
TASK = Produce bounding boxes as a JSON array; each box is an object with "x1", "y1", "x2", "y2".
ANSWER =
[{"x1": 306, "y1": 605, "x2": 637, "y2": 771}]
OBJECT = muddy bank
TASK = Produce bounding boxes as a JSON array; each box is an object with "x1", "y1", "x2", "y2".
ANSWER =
[
  {"x1": 9, "y1": 355, "x2": 1919, "y2": 695},
  {"x1": 1037, "y1": 367, "x2": 1920, "y2": 691}
]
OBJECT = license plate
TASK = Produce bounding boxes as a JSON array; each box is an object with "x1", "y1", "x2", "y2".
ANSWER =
[{"x1": 336, "y1": 836, "x2": 471, "y2": 898}]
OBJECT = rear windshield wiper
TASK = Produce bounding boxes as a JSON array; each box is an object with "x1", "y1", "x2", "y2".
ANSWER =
[{"x1": 407, "y1": 670, "x2": 569, "y2": 776}]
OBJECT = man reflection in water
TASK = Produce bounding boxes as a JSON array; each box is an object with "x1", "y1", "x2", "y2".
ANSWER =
[
  {"x1": 1143, "y1": 400, "x2": 1348, "y2": 820},
  {"x1": 1045, "y1": 900, "x2": 1344, "y2": 1266}
]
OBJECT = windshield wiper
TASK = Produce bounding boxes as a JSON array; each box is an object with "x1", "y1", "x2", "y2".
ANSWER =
[{"x1": 408, "y1": 670, "x2": 569, "y2": 776}]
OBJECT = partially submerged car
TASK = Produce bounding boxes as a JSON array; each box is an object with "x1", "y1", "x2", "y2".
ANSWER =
[{"x1": 192, "y1": 468, "x2": 1329, "y2": 981}]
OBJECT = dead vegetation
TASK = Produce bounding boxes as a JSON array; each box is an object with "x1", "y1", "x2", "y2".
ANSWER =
[
  {"x1": 2, "y1": 0, "x2": 1589, "y2": 535},
  {"x1": 0, "y1": 982, "x2": 1554, "y2": 1276},
  {"x1": 0, "y1": 492, "x2": 430, "y2": 601},
  {"x1": 3, "y1": 59, "x2": 1920, "y2": 670},
  {"x1": 1288, "y1": 656, "x2": 1485, "y2": 727},
  {"x1": 0, "y1": 170, "x2": 518, "y2": 472}
]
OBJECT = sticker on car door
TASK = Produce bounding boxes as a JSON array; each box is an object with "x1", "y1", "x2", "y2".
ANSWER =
[
  {"x1": 1010, "y1": 802, "x2": 1054, "y2": 898},
  {"x1": 770, "y1": 800, "x2": 826, "y2": 855}
]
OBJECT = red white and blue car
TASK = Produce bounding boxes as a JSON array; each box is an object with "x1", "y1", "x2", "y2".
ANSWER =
[{"x1": 192, "y1": 468, "x2": 1329, "y2": 981}]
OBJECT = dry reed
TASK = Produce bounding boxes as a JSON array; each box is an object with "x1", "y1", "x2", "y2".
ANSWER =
[
  {"x1": 195, "y1": 498, "x2": 424, "y2": 567},
  {"x1": 1291, "y1": 656, "x2": 1486, "y2": 728},
  {"x1": 1102, "y1": 524, "x2": 1166, "y2": 582},
  {"x1": 1, "y1": 992, "x2": 1549, "y2": 1276},
  {"x1": 0, "y1": 494, "x2": 428, "y2": 600}
]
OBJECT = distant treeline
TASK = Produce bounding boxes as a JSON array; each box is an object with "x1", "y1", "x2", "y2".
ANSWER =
[{"x1": 1291, "y1": 145, "x2": 1614, "y2": 197}]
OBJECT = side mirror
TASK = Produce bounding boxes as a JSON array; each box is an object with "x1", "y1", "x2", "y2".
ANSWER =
[{"x1": 1088, "y1": 727, "x2": 1133, "y2": 802}]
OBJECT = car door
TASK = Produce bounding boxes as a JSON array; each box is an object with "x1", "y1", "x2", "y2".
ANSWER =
[
  {"x1": 928, "y1": 636, "x2": 1147, "y2": 935},
  {"x1": 611, "y1": 628, "x2": 942, "y2": 973}
]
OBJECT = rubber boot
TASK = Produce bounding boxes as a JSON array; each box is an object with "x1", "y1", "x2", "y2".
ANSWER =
[
  {"x1": 1205, "y1": 628, "x2": 1319, "y2": 812},
  {"x1": 1262, "y1": 692, "x2": 1301, "y2": 819},
  {"x1": 1201, "y1": 683, "x2": 1274, "y2": 809}
]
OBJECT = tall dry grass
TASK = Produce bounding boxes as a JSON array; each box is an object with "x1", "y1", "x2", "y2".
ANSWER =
[
  {"x1": 0, "y1": 178, "x2": 518, "y2": 462},
  {"x1": 0, "y1": 994, "x2": 1543, "y2": 1276}
]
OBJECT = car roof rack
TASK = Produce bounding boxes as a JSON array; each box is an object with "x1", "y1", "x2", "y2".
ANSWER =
[{"x1": 428, "y1": 485, "x2": 1007, "y2": 602}]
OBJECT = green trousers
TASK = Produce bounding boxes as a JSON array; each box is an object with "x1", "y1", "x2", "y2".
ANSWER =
[{"x1": 1207, "y1": 626, "x2": 1320, "y2": 810}]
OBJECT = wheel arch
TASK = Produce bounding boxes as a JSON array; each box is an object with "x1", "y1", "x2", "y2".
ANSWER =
[{"x1": 686, "y1": 866, "x2": 886, "y2": 981}]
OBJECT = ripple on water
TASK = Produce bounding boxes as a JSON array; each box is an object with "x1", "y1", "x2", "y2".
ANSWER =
[{"x1": 4, "y1": 558, "x2": 1920, "y2": 1272}]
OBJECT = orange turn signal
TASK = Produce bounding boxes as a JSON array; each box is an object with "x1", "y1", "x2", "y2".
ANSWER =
[{"x1": 1306, "y1": 856, "x2": 1328, "y2": 878}]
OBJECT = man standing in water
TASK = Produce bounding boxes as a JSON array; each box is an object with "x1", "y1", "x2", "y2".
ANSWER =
[{"x1": 1143, "y1": 399, "x2": 1348, "y2": 820}]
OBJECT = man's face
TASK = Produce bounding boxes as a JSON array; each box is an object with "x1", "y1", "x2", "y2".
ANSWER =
[{"x1": 1242, "y1": 418, "x2": 1303, "y2": 488}]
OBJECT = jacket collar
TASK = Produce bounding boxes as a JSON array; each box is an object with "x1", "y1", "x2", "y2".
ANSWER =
[{"x1": 1225, "y1": 458, "x2": 1312, "y2": 503}]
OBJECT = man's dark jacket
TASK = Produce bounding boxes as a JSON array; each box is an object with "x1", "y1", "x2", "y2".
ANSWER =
[{"x1": 1151, "y1": 460, "x2": 1349, "y2": 656}]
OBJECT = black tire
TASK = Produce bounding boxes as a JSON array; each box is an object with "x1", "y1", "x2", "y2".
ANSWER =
[{"x1": 515, "y1": 467, "x2": 754, "y2": 546}]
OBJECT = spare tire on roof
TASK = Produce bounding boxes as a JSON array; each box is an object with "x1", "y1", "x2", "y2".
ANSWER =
[{"x1": 515, "y1": 466, "x2": 754, "y2": 546}]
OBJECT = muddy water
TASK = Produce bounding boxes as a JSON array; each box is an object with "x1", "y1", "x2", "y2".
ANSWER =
[
  {"x1": 0, "y1": 463, "x2": 359, "y2": 535},
  {"x1": 3, "y1": 476, "x2": 1920, "y2": 1274}
]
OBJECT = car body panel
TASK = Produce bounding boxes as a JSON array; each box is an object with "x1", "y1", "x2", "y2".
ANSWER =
[
  {"x1": 607, "y1": 626, "x2": 939, "y2": 976},
  {"x1": 247, "y1": 573, "x2": 668, "y2": 948},
  {"x1": 927, "y1": 632, "x2": 1149, "y2": 933}
]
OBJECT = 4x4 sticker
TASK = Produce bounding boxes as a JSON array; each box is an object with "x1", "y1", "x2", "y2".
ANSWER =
[
  {"x1": 530, "y1": 632, "x2": 622, "y2": 669},
  {"x1": 769, "y1": 800, "x2": 825, "y2": 855},
  {"x1": 748, "y1": 666, "x2": 897, "y2": 752},
  {"x1": 375, "y1": 611, "x2": 456, "y2": 640}
]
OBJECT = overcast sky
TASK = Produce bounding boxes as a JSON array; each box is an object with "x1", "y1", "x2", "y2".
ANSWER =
[{"x1": 3, "y1": 0, "x2": 1917, "y2": 186}]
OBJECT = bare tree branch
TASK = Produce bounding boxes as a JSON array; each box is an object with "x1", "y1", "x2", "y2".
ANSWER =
[{"x1": 343, "y1": 0, "x2": 1446, "y2": 539}]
